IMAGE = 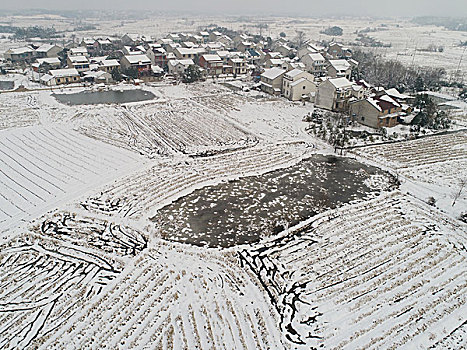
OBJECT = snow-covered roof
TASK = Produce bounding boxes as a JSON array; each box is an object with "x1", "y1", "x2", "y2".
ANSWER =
[
  {"x1": 230, "y1": 58, "x2": 245, "y2": 63},
  {"x1": 50, "y1": 68, "x2": 79, "y2": 77},
  {"x1": 268, "y1": 58, "x2": 284, "y2": 65},
  {"x1": 285, "y1": 68, "x2": 303, "y2": 79},
  {"x1": 100, "y1": 59, "x2": 120, "y2": 67},
  {"x1": 328, "y1": 77, "x2": 353, "y2": 89},
  {"x1": 124, "y1": 54, "x2": 151, "y2": 64},
  {"x1": 261, "y1": 67, "x2": 286, "y2": 80},
  {"x1": 7, "y1": 46, "x2": 34, "y2": 54},
  {"x1": 290, "y1": 77, "x2": 307, "y2": 87},
  {"x1": 169, "y1": 58, "x2": 195, "y2": 67},
  {"x1": 328, "y1": 59, "x2": 350, "y2": 71},
  {"x1": 40, "y1": 74, "x2": 53, "y2": 82},
  {"x1": 379, "y1": 94, "x2": 401, "y2": 107},
  {"x1": 307, "y1": 53, "x2": 325, "y2": 62},
  {"x1": 70, "y1": 47, "x2": 88, "y2": 54},
  {"x1": 151, "y1": 65, "x2": 164, "y2": 74},
  {"x1": 202, "y1": 54, "x2": 222, "y2": 62},
  {"x1": 36, "y1": 44, "x2": 58, "y2": 53},
  {"x1": 68, "y1": 55, "x2": 89, "y2": 64},
  {"x1": 385, "y1": 88, "x2": 411, "y2": 100},
  {"x1": 37, "y1": 57, "x2": 61, "y2": 65}
]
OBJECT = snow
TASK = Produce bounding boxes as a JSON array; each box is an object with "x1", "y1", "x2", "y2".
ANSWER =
[
  {"x1": 329, "y1": 77, "x2": 353, "y2": 89},
  {"x1": 260, "y1": 67, "x2": 286, "y2": 80}
]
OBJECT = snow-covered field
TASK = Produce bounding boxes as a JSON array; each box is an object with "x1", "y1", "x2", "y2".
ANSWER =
[
  {"x1": 240, "y1": 191, "x2": 467, "y2": 348},
  {"x1": 352, "y1": 131, "x2": 467, "y2": 217},
  {"x1": 0, "y1": 124, "x2": 142, "y2": 231},
  {"x1": 0, "y1": 81, "x2": 466, "y2": 349}
]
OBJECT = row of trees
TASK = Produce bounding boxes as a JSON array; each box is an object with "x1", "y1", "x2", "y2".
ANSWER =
[{"x1": 351, "y1": 49, "x2": 447, "y2": 93}]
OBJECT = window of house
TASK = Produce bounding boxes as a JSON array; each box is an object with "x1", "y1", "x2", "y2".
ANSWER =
[{"x1": 303, "y1": 86, "x2": 306, "y2": 89}]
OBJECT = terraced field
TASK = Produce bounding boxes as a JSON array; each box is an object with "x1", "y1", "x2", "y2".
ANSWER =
[
  {"x1": 71, "y1": 97, "x2": 255, "y2": 157},
  {"x1": 240, "y1": 192, "x2": 467, "y2": 348},
  {"x1": 38, "y1": 242, "x2": 284, "y2": 349},
  {"x1": 0, "y1": 92, "x2": 40, "y2": 130},
  {"x1": 0, "y1": 235, "x2": 123, "y2": 349},
  {"x1": 80, "y1": 142, "x2": 308, "y2": 219},
  {"x1": 0, "y1": 125, "x2": 141, "y2": 230},
  {"x1": 352, "y1": 131, "x2": 467, "y2": 190}
]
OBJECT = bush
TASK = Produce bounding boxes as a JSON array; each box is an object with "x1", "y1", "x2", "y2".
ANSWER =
[{"x1": 321, "y1": 26, "x2": 343, "y2": 36}]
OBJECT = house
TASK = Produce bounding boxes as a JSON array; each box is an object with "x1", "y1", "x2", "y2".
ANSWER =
[
  {"x1": 264, "y1": 58, "x2": 285, "y2": 69},
  {"x1": 188, "y1": 35, "x2": 203, "y2": 44},
  {"x1": 204, "y1": 43, "x2": 224, "y2": 54},
  {"x1": 301, "y1": 53, "x2": 326, "y2": 77},
  {"x1": 209, "y1": 31, "x2": 223, "y2": 42},
  {"x1": 42, "y1": 68, "x2": 80, "y2": 86},
  {"x1": 166, "y1": 34, "x2": 181, "y2": 43},
  {"x1": 286, "y1": 61, "x2": 306, "y2": 71},
  {"x1": 260, "y1": 67, "x2": 286, "y2": 95},
  {"x1": 228, "y1": 58, "x2": 248, "y2": 75},
  {"x1": 83, "y1": 70, "x2": 113, "y2": 84},
  {"x1": 147, "y1": 47, "x2": 168, "y2": 68},
  {"x1": 174, "y1": 47, "x2": 202, "y2": 60},
  {"x1": 122, "y1": 33, "x2": 144, "y2": 46},
  {"x1": 315, "y1": 77, "x2": 354, "y2": 112},
  {"x1": 327, "y1": 59, "x2": 351, "y2": 79},
  {"x1": 35, "y1": 44, "x2": 62, "y2": 58},
  {"x1": 34, "y1": 57, "x2": 61, "y2": 72},
  {"x1": 199, "y1": 54, "x2": 223, "y2": 76},
  {"x1": 66, "y1": 55, "x2": 90, "y2": 73},
  {"x1": 218, "y1": 35, "x2": 233, "y2": 47},
  {"x1": 297, "y1": 46, "x2": 317, "y2": 59},
  {"x1": 80, "y1": 38, "x2": 95, "y2": 51},
  {"x1": 120, "y1": 54, "x2": 152, "y2": 76},
  {"x1": 350, "y1": 94, "x2": 402, "y2": 128},
  {"x1": 99, "y1": 59, "x2": 120, "y2": 73},
  {"x1": 4, "y1": 46, "x2": 35, "y2": 62},
  {"x1": 94, "y1": 38, "x2": 113, "y2": 52},
  {"x1": 199, "y1": 31, "x2": 210, "y2": 42},
  {"x1": 328, "y1": 42, "x2": 352, "y2": 59},
  {"x1": 234, "y1": 34, "x2": 253, "y2": 46},
  {"x1": 69, "y1": 47, "x2": 89, "y2": 57},
  {"x1": 237, "y1": 41, "x2": 254, "y2": 53},
  {"x1": 282, "y1": 69, "x2": 316, "y2": 101},
  {"x1": 123, "y1": 46, "x2": 145, "y2": 56},
  {"x1": 276, "y1": 44, "x2": 294, "y2": 58},
  {"x1": 167, "y1": 59, "x2": 195, "y2": 75}
]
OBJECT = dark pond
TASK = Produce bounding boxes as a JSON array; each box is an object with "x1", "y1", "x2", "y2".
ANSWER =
[
  {"x1": 152, "y1": 155, "x2": 397, "y2": 248},
  {"x1": 53, "y1": 89, "x2": 155, "y2": 105},
  {"x1": 0, "y1": 81, "x2": 14, "y2": 90}
]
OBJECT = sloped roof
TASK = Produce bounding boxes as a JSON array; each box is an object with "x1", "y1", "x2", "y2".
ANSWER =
[
  {"x1": 50, "y1": 68, "x2": 79, "y2": 77},
  {"x1": 285, "y1": 68, "x2": 303, "y2": 79},
  {"x1": 307, "y1": 53, "x2": 325, "y2": 61},
  {"x1": 124, "y1": 54, "x2": 151, "y2": 64},
  {"x1": 202, "y1": 54, "x2": 222, "y2": 62},
  {"x1": 328, "y1": 59, "x2": 351, "y2": 71},
  {"x1": 261, "y1": 67, "x2": 286, "y2": 80},
  {"x1": 328, "y1": 77, "x2": 353, "y2": 89}
]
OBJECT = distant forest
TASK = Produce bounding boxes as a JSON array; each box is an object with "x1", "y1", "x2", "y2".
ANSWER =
[{"x1": 412, "y1": 16, "x2": 467, "y2": 31}]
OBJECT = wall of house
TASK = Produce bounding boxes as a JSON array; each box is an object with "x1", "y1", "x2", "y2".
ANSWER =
[
  {"x1": 350, "y1": 100, "x2": 380, "y2": 128},
  {"x1": 315, "y1": 81, "x2": 335, "y2": 110},
  {"x1": 290, "y1": 81, "x2": 316, "y2": 101}
]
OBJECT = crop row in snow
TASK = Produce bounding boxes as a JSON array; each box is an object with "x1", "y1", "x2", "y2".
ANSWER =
[{"x1": 239, "y1": 192, "x2": 467, "y2": 349}]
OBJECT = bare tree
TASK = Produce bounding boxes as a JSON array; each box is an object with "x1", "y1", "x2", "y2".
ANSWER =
[
  {"x1": 295, "y1": 30, "x2": 307, "y2": 48},
  {"x1": 451, "y1": 178, "x2": 466, "y2": 207}
]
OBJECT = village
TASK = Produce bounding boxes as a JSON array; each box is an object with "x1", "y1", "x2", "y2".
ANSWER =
[
  {"x1": 3, "y1": 26, "x2": 465, "y2": 132},
  {"x1": 0, "y1": 12, "x2": 466, "y2": 350}
]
